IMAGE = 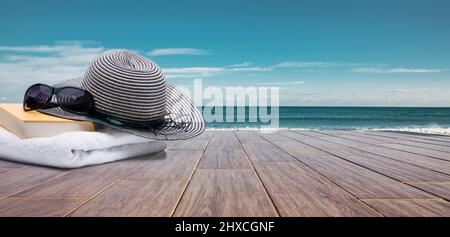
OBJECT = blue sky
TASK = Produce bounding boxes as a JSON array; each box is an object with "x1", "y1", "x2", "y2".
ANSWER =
[{"x1": 1, "y1": 0, "x2": 449, "y2": 106}]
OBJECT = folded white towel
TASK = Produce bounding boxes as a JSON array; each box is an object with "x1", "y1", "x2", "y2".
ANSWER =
[{"x1": 0, "y1": 127, "x2": 166, "y2": 168}]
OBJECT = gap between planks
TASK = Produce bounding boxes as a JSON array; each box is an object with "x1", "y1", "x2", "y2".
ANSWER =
[
  {"x1": 233, "y1": 131, "x2": 281, "y2": 217},
  {"x1": 172, "y1": 131, "x2": 280, "y2": 217},
  {"x1": 62, "y1": 140, "x2": 183, "y2": 217},
  {"x1": 0, "y1": 167, "x2": 73, "y2": 201},
  {"x1": 246, "y1": 131, "x2": 383, "y2": 216},
  {"x1": 293, "y1": 130, "x2": 450, "y2": 175},
  {"x1": 282, "y1": 130, "x2": 450, "y2": 200},
  {"x1": 314, "y1": 130, "x2": 450, "y2": 162},
  {"x1": 168, "y1": 134, "x2": 213, "y2": 216}
]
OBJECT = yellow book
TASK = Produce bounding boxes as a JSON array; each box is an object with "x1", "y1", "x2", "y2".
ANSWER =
[{"x1": 0, "y1": 103, "x2": 95, "y2": 138}]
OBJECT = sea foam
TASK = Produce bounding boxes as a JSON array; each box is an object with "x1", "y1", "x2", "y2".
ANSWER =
[
  {"x1": 367, "y1": 126, "x2": 450, "y2": 136},
  {"x1": 206, "y1": 126, "x2": 450, "y2": 136}
]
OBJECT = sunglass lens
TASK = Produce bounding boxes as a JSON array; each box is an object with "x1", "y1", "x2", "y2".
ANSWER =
[
  {"x1": 24, "y1": 84, "x2": 53, "y2": 110},
  {"x1": 57, "y1": 88, "x2": 93, "y2": 114}
]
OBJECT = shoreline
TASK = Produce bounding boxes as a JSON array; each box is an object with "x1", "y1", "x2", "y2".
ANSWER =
[{"x1": 205, "y1": 127, "x2": 450, "y2": 136}]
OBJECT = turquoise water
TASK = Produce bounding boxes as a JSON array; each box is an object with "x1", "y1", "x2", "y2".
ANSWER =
[{"x1": 204, "y1": 107, "x2": 450, "y2": 133}]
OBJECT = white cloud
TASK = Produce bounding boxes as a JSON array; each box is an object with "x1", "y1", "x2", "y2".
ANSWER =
[
  {"x1": 0, "y1": 41, "x2": 105, "y2": 101},
  {"x1": 260, "y1": 81, "x2": 305, "y2": 86},
  {"x1": 228, "y1": 67, "x2": 273, "y2": 72},
  {"x1": 388, "y1": 88, "x2": 413, "y2": 94},
  {"x1": 164, "y1": 65, "x2": 273, "y2": 78},
  {"x1": 352, "y1": 67, "x2": 442, "y2": 73},
  {"x1": 163, "y1": 67, "x2": 225, "y2": 78},
  {"x1": 148, "y1": 48, "x2": 211, "y2": 56},
  {"x1": 1, "y1": 42, "x2": 447, "y2": 106},
  {"x1": 163, "y1": 67, "x2": 224, "y2": 73},
  {"x1": 274, "y1": 61, "x2": 334, "y2": 68},
  {"x1": 0, "y1": 46, "x2": 63, "y2": 53},
  {"x1": 280, "y1": 87, "x2": 450, "y2": 106},
  {"x1": 228, "y1": 62, "x2": 252, "y2": 68}
]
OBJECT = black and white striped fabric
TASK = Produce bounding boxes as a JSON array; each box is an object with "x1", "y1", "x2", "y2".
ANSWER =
[
  {"x1": 82, "y1": 50, "x2": 167, "y2": 122},
  {"x1": 38, "y1": 50, "x2": 205, "y2": 140}
]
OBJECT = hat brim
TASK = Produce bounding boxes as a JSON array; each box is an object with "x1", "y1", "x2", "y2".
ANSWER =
[{"x1": 38, "y1": 77, "x2": 205, "y2": 140}]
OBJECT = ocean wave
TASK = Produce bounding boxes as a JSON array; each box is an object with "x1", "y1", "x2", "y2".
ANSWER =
[
  {"x1": 366, "y1": 126, "x2": 450, "y2": 136},
  {"x1": 205, "y1": 126, "x2": 450, "y2": 136},
  {"x1": 206, "y1": 127, "x2": 291, "y2": 131}
]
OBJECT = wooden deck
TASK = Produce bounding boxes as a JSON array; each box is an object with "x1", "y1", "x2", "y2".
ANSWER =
[{"x1": 1, "y1": 130, "x2": 450, "y2": 217}]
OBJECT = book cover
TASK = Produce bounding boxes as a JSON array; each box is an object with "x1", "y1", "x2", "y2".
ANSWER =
[{"x1": 0, "y1": 103, "x2": 95, "y2": 138}]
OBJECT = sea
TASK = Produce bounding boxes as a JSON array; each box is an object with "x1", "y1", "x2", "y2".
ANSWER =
[{"x1": 203, "y1": 107, "x2": 450, "y2": 136}]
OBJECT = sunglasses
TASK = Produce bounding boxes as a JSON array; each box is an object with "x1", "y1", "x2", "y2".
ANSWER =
[{"x1": 23, "y1": 83, "x2": 94, "y2": 115}]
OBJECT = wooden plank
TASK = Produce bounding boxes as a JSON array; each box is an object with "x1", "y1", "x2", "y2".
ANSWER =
[
  {"x1": 125, "y1": 150, "x2": 204, "y2": 180},
  {"x1": 70, "y1": 180, "x2": 185, "y2": 217},
  {"x1": 234, "y1": 131, "x2": 294, "y2": 162},
  {"x1": 317, "y1": 129, "x2": 450, "y2": 152},
  {"x1": 338, "y1": 133, "x2": 450, "y2": 161},
  {"x1": 300, "y1": 131, "x2": 450, "y2": 175},
  {"x1": 294, "y1": 129, "x2": 331, "y2": 137},
  {"x1": 320, "y1": 148, "x2": 450, "y2": 183},
  {"x1": 197, "y1": 131, "x2": 251, "y2": 169},
  {"x1": 280, "y1": 131, "x2": 356, "y2": 153},
  {"x1": 411, "y1": 182, "x2": 450, "y2": 201},
  {"x1": 14, "y1": 156, "x2": 148, "y2": 198},
  {"x1": 361, "y1": 132, "x2": 450, "y2": 151},
  {"x1": 0, "y1": 168, "x2": 10, "y2": 174},
  {"x1": 70, "y1": 135, "x2": 212, "y2": 216},
  {"x1": 264, "y1": 132, "x2": 434, "y2": 199},
  {"x1": 0, "y1": 166, "x2": 64, "y2": 198},
  {"x1": 0, "y1": 160, "x2": 26, "y2": 174},
  {"x1": 253, "y1": 162, "x2": 380, "y2": 216},
  {"x1": 290, "y1": 129, "x2": 332, "y2": 137},
  {"x1": 0, "y1": 159, "x2": 25, "y2": 169},
  {"x1": 357, "y1": 147, "x2": 450, "y2": 174},
  {"x1": 337, "y1": 134, "x2": 389, "y2": 145},
  {"x1": 231, "y1": 132, "x2": 380, "y2": 216},
  {"x1": 169, "y1": 131, "x2": 212, "y2": 151},
  {"x1": 259, "y1": 132, "x2": 333, "y2": 168},
  {"x1": 285, "y1": 130, "x2": 324, "y2": 140},
  {"x1": 380, "y1": 143, "x2": 450, "y2": 161},
  {"x1": 366, "y1": 131, "x2": 450, "y2": 147},
  {"x1": 364, "y1": 199, "x2": 450, "y2": 217},
  {"x1": 233, "y1": 130, "x2": 261, "y2": 143},
  {"x1": 278, "y1": 131, "x2": 450, "y2": 182},
  {"x1": 0, "y1": 197, "x2": 84, "y2": 217},
  {"x1": 385, "y1": 131, "x2": 450, "y2": 143},
  {"x1": 3, "y1": 130, "x2": 450, "y2": 217},
  {"x1": 312, "y1": 130, "x2": 352, "y2": 136},
  {"x1": 174, "y1": 169, "x2": 278, "y2": 217}
]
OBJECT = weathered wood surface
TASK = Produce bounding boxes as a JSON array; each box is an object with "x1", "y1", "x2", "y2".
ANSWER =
[{"x1": 1, "y1": 130, "x2": 450, "y2": 217}]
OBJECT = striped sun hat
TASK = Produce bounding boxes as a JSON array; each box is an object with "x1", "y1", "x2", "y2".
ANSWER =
[{"x1": 38, "y1": 49, "x2": 205, "y2": 140}]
